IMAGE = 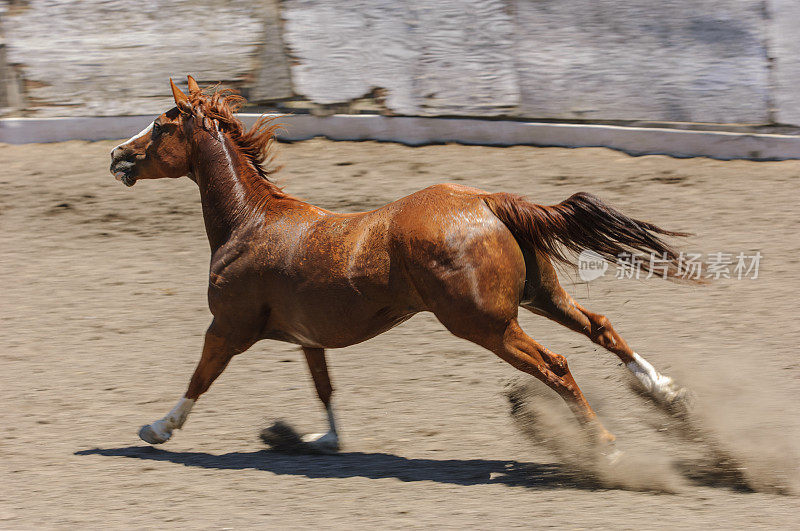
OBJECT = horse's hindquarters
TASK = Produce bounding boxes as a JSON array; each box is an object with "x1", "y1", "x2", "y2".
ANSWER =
[{"x1": 390, "y1": 188, "x2": 528, "y2": 341}]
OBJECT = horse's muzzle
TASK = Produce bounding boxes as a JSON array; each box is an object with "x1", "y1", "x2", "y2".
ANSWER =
[{"x1": 110, "y1": 157, "x2": 137, "y2": 187}]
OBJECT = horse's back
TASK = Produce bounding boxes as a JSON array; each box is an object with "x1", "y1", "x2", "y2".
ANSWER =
[{"x1": 386, "y1": 183, "x2": 515, "y2": 252}]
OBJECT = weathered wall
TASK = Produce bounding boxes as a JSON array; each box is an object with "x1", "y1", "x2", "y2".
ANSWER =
[
  {"x1": 511, "y1": 0, "x2": 769, "y2": 123},
  {"x1": 283, "y1": 0, "x2": 519, "y2": 116},
  {"x1": 769, "y1": 0, "x2": 800, "y2": 126},
  {"x1": 1, "y1": 0, "x2": 271, "y2": 116},
  {"x1": 1, "y1": 0, "x2": 798, "y2": 126}
]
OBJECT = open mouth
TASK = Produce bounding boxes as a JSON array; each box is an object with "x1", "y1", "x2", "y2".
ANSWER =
[
  {"x1": 114, "y1": 171, "x2": 137, "y2": 187},
  {"x1": 111, "y1": 161, "x2": 137, "y2": 187}
]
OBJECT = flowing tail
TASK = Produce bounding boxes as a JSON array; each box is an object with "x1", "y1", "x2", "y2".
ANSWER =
[{"x1": 484, "y1": 192, "x2": 693, "y2": 280}]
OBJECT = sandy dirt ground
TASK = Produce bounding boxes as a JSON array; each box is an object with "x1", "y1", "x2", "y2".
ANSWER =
[{"x1": 2, "y1": 138, "x2": 800, "y2": 528}]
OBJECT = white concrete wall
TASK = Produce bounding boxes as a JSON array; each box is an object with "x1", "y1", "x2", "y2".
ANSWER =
[
  {"x1": 769, "y1": 0, "x2": 800, "y2": 126},
  {"x1": 1, "y1": 0, "x2": 798, "y2": 127},
  {"x1": 283, "y1": 0, "x2": 519, "y2": 116},
  {"x1": 5, "y1": 114, "x2": 800, "y2": 161},
  {"x1": 1, "y1": 0, "x2": 268, "y2": 116},
  {"x1": 511, "y1": 0, "x2": 770, "y2": 123}
]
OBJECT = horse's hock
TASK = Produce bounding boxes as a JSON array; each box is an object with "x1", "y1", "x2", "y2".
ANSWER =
[{"x1": 2, "y1": 0, "x2": 800, "y2": 130}]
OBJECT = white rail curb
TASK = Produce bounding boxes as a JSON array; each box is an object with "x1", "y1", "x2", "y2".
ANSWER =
[{"x1": 2, "y1": 113, "x2": 800, "y2": 160}]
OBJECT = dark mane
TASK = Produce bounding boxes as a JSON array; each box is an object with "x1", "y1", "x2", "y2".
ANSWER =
[{"x1": 189, "y1": 88, "x2": 283, "y2": 183}]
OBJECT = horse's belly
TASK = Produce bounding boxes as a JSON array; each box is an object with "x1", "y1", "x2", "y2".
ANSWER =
[{"x1": 264, "y1": 299, "x2": 416, "y2": 349}]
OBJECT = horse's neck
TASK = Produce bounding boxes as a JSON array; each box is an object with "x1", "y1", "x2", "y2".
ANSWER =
[{"x1": 192, "y1": 132, "x2": 283, "y2": 249}]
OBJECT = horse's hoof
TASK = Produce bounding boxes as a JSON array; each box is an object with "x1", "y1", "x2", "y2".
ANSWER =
[
  {"x1": 301, "y1": 432, "x2": 340, "y2": 454},
  {"x1": 602, "y1": 447, "x2": 624, "y2": 466},
  {"x1": 657, "y1": 383, "x2": 694, "y2": 416},
  {"x1": 631, "y1": 373, "x2": 694, "y2": 416},
  {"x1": 138, "y1": 424, "x2": 171, "y2": 445}
]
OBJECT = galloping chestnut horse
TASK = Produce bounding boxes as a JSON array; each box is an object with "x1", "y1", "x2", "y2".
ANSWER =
[{"x1": 110, "y1": 76, "x2": 690, "y2": 452}]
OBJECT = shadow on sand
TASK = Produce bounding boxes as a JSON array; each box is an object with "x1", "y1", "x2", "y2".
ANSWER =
[{"x1": 75, "y1": 445, "x2": 607, "y2": 491}]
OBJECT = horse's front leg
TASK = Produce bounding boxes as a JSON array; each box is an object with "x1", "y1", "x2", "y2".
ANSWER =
[
  {"x1": 138, "y1": 322, "x2": 249, "y2": 444},
  {"x1": 300, "y1": 347, "x2": 340, "y2": 452}
]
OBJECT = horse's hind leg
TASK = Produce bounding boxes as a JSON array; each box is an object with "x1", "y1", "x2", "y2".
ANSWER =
[
  {"x1": 494, "y1": 320, "x2": 616, "y2": 443},
  {"x1": 522, "y1": 254, "x2": 688, "y2": 410},
  {"x1": 443, "y1": 313, "x2": 615, "y2": 444},
  {"x1": 138, "y1": 321, "x2": 249, "y2": 444}
]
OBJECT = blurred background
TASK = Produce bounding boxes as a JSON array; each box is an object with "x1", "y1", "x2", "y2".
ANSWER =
[{"x1": 1, "y1": 0, "x2": 799, "y2": 134}]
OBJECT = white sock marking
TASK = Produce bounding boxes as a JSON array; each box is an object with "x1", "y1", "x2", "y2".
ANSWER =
[
  {"x1": 301, "y1": 403, "x2": 339, "y2": 450},
  {"x1": 626, "y1": 352, "x2": 684, "y2": 405},
  {"x1": 146, "y1": 397, "x2": 195, "y2": 441}
]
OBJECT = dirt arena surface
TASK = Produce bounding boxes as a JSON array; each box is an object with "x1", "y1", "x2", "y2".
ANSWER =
[{"x1": 2, "y1": 138, "x2": 800, "y2": 528}]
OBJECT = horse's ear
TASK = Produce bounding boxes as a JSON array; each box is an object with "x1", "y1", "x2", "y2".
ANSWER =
[
  {"x1": 170, "y1": 78, "x2": 191, "y2": 112},
  {"x1": 187, "y1": 75, "x2": 201, "y2": 95}
]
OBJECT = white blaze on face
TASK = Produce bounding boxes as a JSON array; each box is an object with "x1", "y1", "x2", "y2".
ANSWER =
[{"x1": 111, "y1": 122, "x2": 153, "y2": 155}]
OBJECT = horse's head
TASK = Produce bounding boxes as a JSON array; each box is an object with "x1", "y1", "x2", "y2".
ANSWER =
[{"x1": 109, "y1": 76, "x2": 202, "y2": 187}]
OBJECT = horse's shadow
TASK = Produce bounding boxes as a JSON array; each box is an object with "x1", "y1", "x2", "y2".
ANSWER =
[{"x1": 74, "y1": 446, "x2": 603, "y2": 490}]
